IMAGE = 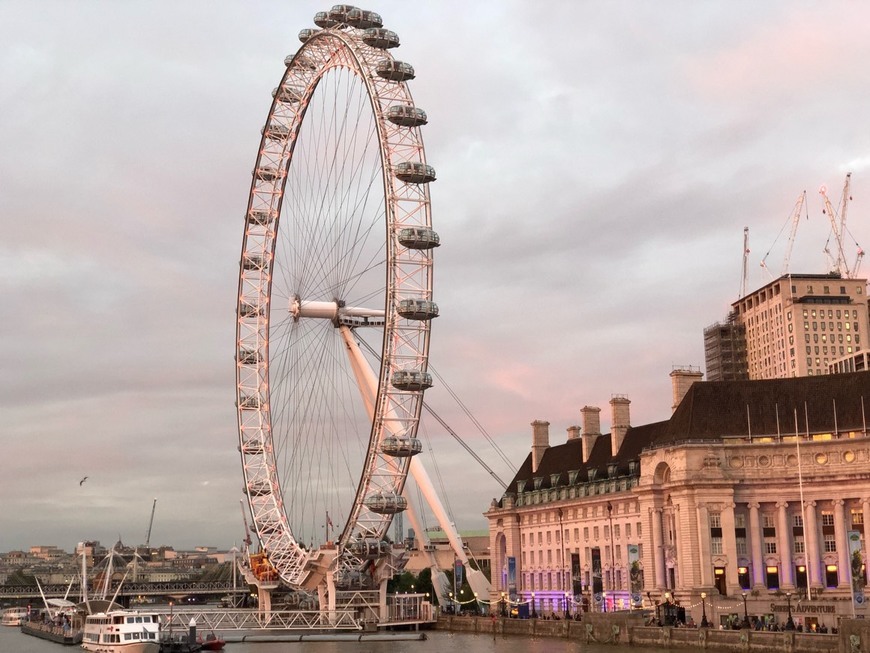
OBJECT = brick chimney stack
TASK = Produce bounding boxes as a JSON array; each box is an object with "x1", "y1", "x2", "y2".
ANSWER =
[
  {"x1": 580, "y1": 406, "x2": 601, "y2": 463},
  {"x1": 670, "y1": 366, "x2": 703, "y2": 413},
  {"x1": 610, "y1": 395, "x2": 630, "y2": 456},
  {"x1": 531, "y1": 420, "x2": 550, "y2": 474}
]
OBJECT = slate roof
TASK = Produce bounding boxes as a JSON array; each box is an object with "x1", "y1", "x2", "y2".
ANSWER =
[
  {"x1": 501, "y1": 371, "x2": 870, "y2": 501},
  {"x1": 661, "y1": 371, "x2": 870, "y2": 443}
]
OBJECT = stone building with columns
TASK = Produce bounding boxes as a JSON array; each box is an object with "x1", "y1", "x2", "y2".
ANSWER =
[{"x1": 486, "y1": 369, "x2": 870, "y2": 628}]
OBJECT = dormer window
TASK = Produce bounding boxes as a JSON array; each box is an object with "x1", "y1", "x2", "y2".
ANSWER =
[
  {"x1": 607, "y1": 463, "x2": 618, "y2": 478},
  {"x1": 588, "y1": 468, "x2": 597, "y2": 482},
  {"x1": 516, "y1": 480, "x2": 526, "y2": 494},
  {"x1": 568, "y1": 470, "x2": 580, "y2": 485},
  {"x1": 550, "y1": 473, "x2": 561, "y2": 487},
  {"x1": 533, "y1": 477, "x2": 543, "y2": 490}
]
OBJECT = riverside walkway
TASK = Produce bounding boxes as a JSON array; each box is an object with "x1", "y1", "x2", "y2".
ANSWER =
[{"x1": 436, "y1": 613, "x2": 860, "y2": 653}]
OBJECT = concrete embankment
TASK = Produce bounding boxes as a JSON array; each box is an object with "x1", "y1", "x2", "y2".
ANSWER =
[{"x1": 436, "y1": 614, "x2": 870, "y2": 653}]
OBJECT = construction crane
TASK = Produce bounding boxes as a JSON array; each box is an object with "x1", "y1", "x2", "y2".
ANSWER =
[
  {"x1": 838, "y1": 173, "x2": 866, "y2": 277},
  {"x1": 238, "y1": 499, "x2": 253, "y2": 551},
  {"x1": 781, "y1": 191, "x2": 808, "y2": 275},
  {"x1": 144, "y1": 498, "x2": 157, "y2": 549},
  {"x1": 740, "y1": 227, "x2": 750, "y2": 298},
  {"x1": 760, "y1": 191, "x2": 809, "y2": 278},
  {"x1": 852, "y1": 245, "x2": 865, "y2": 278},
  {"x1": 820, "y1": 173, "x2": 855, "y2": 278}
]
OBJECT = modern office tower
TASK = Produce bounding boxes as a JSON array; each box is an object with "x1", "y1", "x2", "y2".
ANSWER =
[
  {"x1": 705, "y1": 273, "x2": 868, "y2": 380},
  {"x1": 734, "y1": 273, "x2": 868, "y2": 378}
]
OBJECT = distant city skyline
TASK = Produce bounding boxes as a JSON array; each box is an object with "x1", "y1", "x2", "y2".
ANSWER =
[{"x1": 2, "y1": 1, "x2": 870, "y2": 552}]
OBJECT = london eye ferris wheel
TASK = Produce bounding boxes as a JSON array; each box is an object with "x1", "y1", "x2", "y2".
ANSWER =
[{"x1": 235, "y1": 5, "x2": 439, "y2": 589}]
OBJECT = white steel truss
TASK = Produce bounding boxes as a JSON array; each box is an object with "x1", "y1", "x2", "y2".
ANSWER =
[{"x1": 235, "y1": 14, "x2": 437, "y2": 592}]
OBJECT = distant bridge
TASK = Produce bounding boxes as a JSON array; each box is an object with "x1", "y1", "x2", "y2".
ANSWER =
[{"x1": 0, "y1": 580, "x2": 241, "y2": 600}]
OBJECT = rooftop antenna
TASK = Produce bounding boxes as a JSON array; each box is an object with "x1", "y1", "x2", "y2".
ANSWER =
[{"x1": 740, "y1": 227, "x2": 750, "y2": 298}]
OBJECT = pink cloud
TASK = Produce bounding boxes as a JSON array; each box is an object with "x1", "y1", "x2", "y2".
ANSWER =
[{"x1": 687, "y1": 7, "x2": 870, "y2": 102}]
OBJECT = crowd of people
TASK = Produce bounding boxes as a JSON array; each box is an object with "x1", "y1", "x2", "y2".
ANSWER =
[{"x1": 644, "y1": 612, "x2": 835, "y2": 633}]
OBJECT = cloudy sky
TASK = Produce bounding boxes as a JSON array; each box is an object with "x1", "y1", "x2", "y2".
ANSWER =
[{"x1": 2, "y1": 1, "x2": 870, "y2": 554}]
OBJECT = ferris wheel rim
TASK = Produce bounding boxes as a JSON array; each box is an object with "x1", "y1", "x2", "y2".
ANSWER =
[{"x1": 235, "y1": 20, "x2": 436, "y2": 589}]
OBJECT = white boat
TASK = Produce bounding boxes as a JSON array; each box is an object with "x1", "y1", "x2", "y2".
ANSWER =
[
  {"x1": 81, "y1": 609, "x2": 160, "y2": 653},
  {"x1": 1, "y1": 606, "x2": 28, "y2": 626}
]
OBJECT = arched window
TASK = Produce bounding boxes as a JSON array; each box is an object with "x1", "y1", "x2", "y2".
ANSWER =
[{"x1": 653, "y1": 462, "x2": 671, "y2": 485}]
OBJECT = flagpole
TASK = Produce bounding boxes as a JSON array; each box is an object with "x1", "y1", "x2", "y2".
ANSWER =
[{"x1": 795, "y1": 408, "x2": 811, "y2": 601}]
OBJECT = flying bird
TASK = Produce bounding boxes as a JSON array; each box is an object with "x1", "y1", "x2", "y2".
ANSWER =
[{"x1": 79, "y1": 476, "x2": 88, "y2": 486}]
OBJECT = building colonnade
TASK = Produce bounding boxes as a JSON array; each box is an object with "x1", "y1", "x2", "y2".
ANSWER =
[{"x1": 642, "y1": 494, "x2": 870, "y2": 597}]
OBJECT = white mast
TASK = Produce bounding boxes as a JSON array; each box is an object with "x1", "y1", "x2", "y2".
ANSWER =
[
  {"x1": 795, "y1": 408, "x2": 811, "y2": 600},
  {"x1": 341, "y1": 326, "x2": 492, "y2": 598}
]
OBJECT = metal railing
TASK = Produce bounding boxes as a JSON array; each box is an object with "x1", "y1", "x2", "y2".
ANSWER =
[{"x1": 157, "y1": 608, "x2": 361, "y2": 631}]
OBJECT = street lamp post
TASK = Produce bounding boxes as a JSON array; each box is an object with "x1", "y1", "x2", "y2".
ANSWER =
[
  {"x1": 607, "y1": 502, "x2": 616, "y2": 604},
  {"x1": 473, "y1": 592, "x2": 479, "y2": 615},
  {"x1": 500, "y1": 591, "x2": 506, "y2": 617},
  {"x1": 602, "y1": 591, "x2": 608, "y2": 613},
  {"x1": 700, "y1": 591, "x2": 709, "y2": 627},
  {"x1": 565, "y1": 592, "x2": 570, "y2": 620},
  {"x1": 558, "y1": 507, "x2": 568, "y2": 599},
  {"x1": 664, "y1": 591, "x2": 671, "y2": 626},
  {"x1": 649, "y1": 592, "x2": 661, "y2": 626},
  {"x1": 741, "y1": 592, "x2": 750, "y2": 628},
  {"x1": 453, "y1": 555, "x2": 458, "y2": 608},
  {"x1": 785, "y1": 592, "x2": 795, "y2": 630},
  {"x1": 531, "y1": 592, "x2": 537, "y2": 619}
]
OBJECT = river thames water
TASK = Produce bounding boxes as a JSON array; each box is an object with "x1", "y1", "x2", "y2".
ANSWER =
[{"x1": 0, "y1": 626, "x2": 699, "y2": 653}]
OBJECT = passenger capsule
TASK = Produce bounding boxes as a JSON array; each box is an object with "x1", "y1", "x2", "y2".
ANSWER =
[
  {"x1": 397, "y1": 299, "x2": 438, "y2": 320},
  {"x1": 242, "y1": 253, "x2": 269, "y2": 271},
  {"x1": 328, "y1": 4, "x2": 358, "y2": 23},
  {"x1": 298, "y1": 28, "x2": 319, "y2": 43},
  {"x1": 347, "y1": 538, "x2": 390, "y2": 558},
  {"x1": 259, "y1": 520, "x2": 281, "y2": 535},
  {"x1": 286, "y1": 54, "x2": 318, "y2": 70},
  {"x1": 397, "y1": 226, "x2": 440, "y2": 249},
  {"x1": 362, "y1": 28, "x2": 399, "y2": 49},
  {"x1": 237, "y1": 348, "x2": 261, "y2": 365},
  {"x1": 394, "y1": 162, "x2": 436, "y2": 184},
  {"x1": 246, "y1": 481, "x2": 271, "y2": 497},
  {"x1": 313, "y1": 11, "x2": 338, "y2": 28},
  {"x1": 262, "y1": 123, "x2": 290, "y2": 141},
  {"x1": 364, "y1": 492, "x2": 407, "y2": 514},
  {"x1": 387, "y1": 105, "x2": 428, "y2": 127},
  {"x1": 240, "y1": 438, "x2": 264, "y2": 455},
  {"x1": 239, "y1": 302, "x2": 264, "y2": 318},
  {"x1": 381, "y1": 436, "x2": 423, "y2": 457},
  {"x1": 254, "y1": 167, "x2": 286, "y2": 182},
  {"x1": 346, "y1": 8, "x2": 382, "y2": 28},
  {"x1": 376, "y1": 60, "x2": 415, "y2": 82},
  {"x1": 272, "y1": 86, "x2": 301, "y2": 104},
  {"x1": 391, "y1": 369, "x2": 433, "y2": 391},
  {"x1": 237, "y1": 394, "x2": 262, "y2": 409},
  {"x1": 248, "y1": 209, "x2": 276, "y2": 226}
]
